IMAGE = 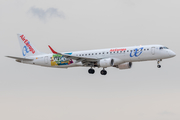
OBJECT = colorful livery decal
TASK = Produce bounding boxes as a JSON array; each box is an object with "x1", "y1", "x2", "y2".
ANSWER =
[
  {"x1": 130, "y1": 47, "x2": 143, "y2": 57},
  {"x1": 51, "y1": 54, "x2": 73, "y2": 66}
]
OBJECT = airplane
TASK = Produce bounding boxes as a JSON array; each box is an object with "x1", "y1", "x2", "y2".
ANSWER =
[{"x1": 6, "y1": 33, "x2": 176, "y2": 75}]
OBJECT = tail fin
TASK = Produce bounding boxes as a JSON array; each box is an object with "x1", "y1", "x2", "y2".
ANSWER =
[{"x1": 17, "y1": 33, "x2": 43, "y2": 57}]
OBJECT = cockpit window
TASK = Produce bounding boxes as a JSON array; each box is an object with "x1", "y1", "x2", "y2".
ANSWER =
[
  {"x1": 163, "y1": 47, "x2": 169, "y2": 49},
  {"x1": 159, "y1": 47, "x2": 163, "y2": 49},
  {"x1": 159, "y1": 47, "x2": 169, "y2": 50}
]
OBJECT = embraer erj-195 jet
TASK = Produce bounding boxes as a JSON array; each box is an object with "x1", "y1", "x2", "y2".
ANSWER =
[{"x1": 7, "y1": 34, "x2": 176, "y2": 75}]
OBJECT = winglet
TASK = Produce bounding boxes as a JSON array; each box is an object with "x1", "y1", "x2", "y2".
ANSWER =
[{"x1": 48, "y1": 45, "x2": 58, "y2": 54}]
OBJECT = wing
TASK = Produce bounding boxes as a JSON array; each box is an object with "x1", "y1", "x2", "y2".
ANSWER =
[
  {"x1": 48, "y1": 45, "x2": 99, "y2": 63},
  {"x1": 6, "y1": 56, "x2": 34, "y2": 61}
]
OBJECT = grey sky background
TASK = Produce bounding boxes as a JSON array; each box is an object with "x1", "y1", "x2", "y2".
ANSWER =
[{"x1": 0, "y1": 0, "x2": 180, "y2": 120}]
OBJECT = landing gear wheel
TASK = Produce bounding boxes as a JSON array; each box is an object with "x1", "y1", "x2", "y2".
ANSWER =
[
  {"x1": 157, "y1": 59, "x2": 162, "y2": 68},
  {"x1": 100, "y1": 70, "x2": 107, "y2": 75},
  {"x1": 157, "y1": 65, "x2": 161, "y2": 68},
  {"x1": 88, "y1": 68, "x2": 95, "y2": 74}
]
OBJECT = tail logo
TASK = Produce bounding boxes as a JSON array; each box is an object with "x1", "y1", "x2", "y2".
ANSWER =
[
  {"x1": 22, "y1": 46, "x2": 30, "y2": 56},
  {"x1": 20, "y1": 35, "x2": 35, "y2": 56}
]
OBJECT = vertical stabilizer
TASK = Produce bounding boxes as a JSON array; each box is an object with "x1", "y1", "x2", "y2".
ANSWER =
[{"x1": 17, "y1": 33, "x2": 43, "y2": 57}]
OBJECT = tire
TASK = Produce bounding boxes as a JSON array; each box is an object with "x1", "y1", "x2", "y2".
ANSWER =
[
  {"x1": 157, "y1": 65, "x2": 161, "y2": 68},
  {"x1": 88, "y1": 68, "x2": 95, "y2": 74},
  {"x1": 100, "y1": 70, "x2": 107, "y2": 75}
]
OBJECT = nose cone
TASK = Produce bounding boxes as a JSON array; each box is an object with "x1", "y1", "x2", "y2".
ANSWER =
[{"x1": 169, "y1": 50, "x2": 176, "y2": 57}]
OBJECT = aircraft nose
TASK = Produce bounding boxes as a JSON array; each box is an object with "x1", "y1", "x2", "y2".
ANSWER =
[{"x1": 169, "y1": 50, "x2": 176, "y2": 57}]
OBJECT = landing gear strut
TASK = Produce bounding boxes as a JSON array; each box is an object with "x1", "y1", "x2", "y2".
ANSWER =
[
  {"x1": 100, "y1": 68, "x2": 107, "y2": 75},
  {"x1": 157, "y1": 59, "x2": 162, "y2": 68},
  {"x1": 88, "y1": 68, "x2": 95, "y2": 74}
]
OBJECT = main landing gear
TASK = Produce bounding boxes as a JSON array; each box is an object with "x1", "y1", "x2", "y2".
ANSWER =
[
  {"x1": 88, "y1": 68, "x2": 95, "y2": 74},
  {"x1": 100, "y1": 69, "x2": 107, "y2": 75},
  {"x1": 88, "y1": 68, "x2": 107, "y2": 75},
  {"x1": 157, "y1": 59, "x2": 162, "y2": 68}
]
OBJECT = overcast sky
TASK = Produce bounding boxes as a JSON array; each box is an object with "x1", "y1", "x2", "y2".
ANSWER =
[{"x1": 0, "y1": 0, "x2": 180, "y2": 120}]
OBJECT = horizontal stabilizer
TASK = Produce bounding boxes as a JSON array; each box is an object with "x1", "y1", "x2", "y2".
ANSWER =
[{"x1": 6, "y1": 56, "x2": 33, "y2": 61}]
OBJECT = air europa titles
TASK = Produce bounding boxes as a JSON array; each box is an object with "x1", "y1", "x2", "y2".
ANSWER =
[
  {"x1": 20, "y1": 35, "x2": 35, "y2": 54},
  {"x1": 110, "y1": 48, "x2": 126, "y2": 52}
]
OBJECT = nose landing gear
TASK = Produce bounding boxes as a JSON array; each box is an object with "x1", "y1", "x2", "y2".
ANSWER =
[
  {"x1": 157, "y1": 65, "x2": 161, "y2": 68},
  {"x1": 157, "y1": 59, "x2": 162, "y2": 68}
]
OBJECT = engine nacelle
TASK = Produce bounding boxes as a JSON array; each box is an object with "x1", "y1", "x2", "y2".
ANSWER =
[
  {"x1": 113, "y1": 58, "x2": 124, "y2": 65},
  {"x1": 114, "y1": 62, "x2": 132, "y2": 69},
  {"x1": 98, "y1": 58, "x2": 114, "y2": 68}
]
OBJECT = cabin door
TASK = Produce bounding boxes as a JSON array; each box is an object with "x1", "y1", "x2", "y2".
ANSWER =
[{"x1": 151, "y1": 47, "x2": 155, "y2": 55}]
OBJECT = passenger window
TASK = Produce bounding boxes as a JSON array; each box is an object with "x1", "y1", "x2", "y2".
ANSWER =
[
  {"x1": 92, "y1": 53, "x2": 93, "y2": 55},
  {"x1": 110, "y1": 52, "x2": 112, "y2": 54},
  {"x1": 114, "y1": 51, "x2": 115, "y2": 53},
  {"x1": 144, "y1": 49, "x2": 146, "y2": 51},
  {"x1": 85, "y1": 54, "x2": 87, "y2": 56},
  {"x1": 95, "y1": 53, "x2": 97, "y2": 55},
  {"x1": 103, "y1": 52, "x2": 104, "y2": 54},
  {"x1": 79, "y1": 54, "x2": 81, "y2": 56},
  {"x1": 127, "y1": 50, "x2": 129, "y2": 52},
  {"x1": 107, "y1": 52, "x2": 108, "y2": 54},
  {"x1": 82, "y1": 54, "x2": 84, "y2": 56},
  {"x1": 99, "y1": 53, "x2": 101, "y2": 54}
]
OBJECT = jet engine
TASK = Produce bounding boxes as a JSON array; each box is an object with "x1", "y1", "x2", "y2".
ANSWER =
[
  {"x1": 98, "y1": 58, "x2": 114, "y2": 68},
  {"x1": 114, "y1": 62, "x2": 132, "y2": 69}
]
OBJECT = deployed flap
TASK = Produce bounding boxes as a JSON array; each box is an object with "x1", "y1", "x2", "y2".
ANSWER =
[{"x1": 6, "y1": 56, "x2": 33, "y2": 61}]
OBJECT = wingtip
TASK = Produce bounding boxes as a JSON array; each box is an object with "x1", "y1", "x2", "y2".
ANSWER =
[{"x1": 48, "y1": 45, "x2": 58, "y2": 54}]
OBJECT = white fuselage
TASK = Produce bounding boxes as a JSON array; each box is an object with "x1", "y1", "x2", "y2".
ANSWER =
[{"x1": 21, "y1": 44, "x2": 176, "y2": 68}]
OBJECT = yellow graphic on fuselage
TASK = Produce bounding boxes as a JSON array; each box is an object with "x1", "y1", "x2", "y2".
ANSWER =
[
  {"x1": 51, "y1": 56, "x2": 58, "y2": 66},
  {"x1": 51, "y1": 54, "x2": 73, "y2": 66}
]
